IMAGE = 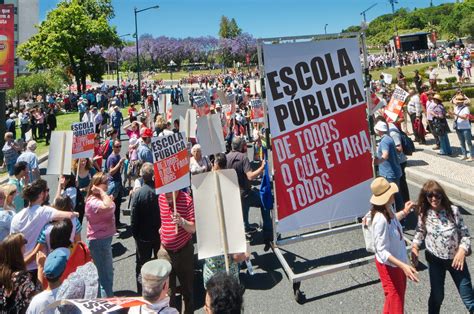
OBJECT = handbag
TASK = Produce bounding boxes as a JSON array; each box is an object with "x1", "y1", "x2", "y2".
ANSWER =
[{"x1": 362, "y1": 214, "x2": 375, "y2": 253}]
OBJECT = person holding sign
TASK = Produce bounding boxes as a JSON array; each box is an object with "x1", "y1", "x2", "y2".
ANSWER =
[
  {"x1": 157, "y1": 190, "x2": 195, "y2": 314},
  {"x1": 226, "y1": 137, "x2": 272, "y2": 247},
  {"x1": 369, "y1": 177, "x2": 419, "y2": 314}
]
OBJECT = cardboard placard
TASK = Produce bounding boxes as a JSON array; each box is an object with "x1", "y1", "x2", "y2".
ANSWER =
[
  {"x1": 71, "y1": 122, "x2": 95, "y2": 159},
  {"x1": 250, "y1": 98, "x2": 264, "y2": 123},
  {"x1": 48, "y1": 297, "x2": 150, "y2": 313},
  {"x1": 192, "y1": 169, "x2": 247, "y2": 259},
  {"x1": 47, "y1": 131, "x2": 73, "y2": 175},
  {"x1": 179, "y1": 109, "x2": 197, "y2": 139},
  {"x1": 150, "y1": 132, "x2": 190, "y2": 194},
  {"x1": 194, "y1": 96, "x2": 210, "y2": 117},
  {"x1": 385, "y1": 86, "x2": 409, "y2": 122},
  {"x1": 263, "y1": 38, "x2": 373, "y2": 233},
  {"x1": 196, "y1": 114, "x2": 226, "y2": 156}
]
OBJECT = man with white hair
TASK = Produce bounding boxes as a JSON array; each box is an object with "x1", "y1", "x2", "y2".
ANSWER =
[{"x1": 17, "y1": 141, "x2": 40, "y2": 183}]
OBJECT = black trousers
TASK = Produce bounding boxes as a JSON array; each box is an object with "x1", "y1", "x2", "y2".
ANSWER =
[{"x1": 134, "y1": 238, "x2": 160, "y2": 294}]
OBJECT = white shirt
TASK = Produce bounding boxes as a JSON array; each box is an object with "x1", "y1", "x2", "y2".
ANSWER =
[
  {"x1": 429, "y1": 69, "x2": 438, "y2": 80},
  {"x1": 407, "y1": 94, "x2": 422, "y2": 116},
  {"x1": 26, "y1": 287, "x2": 59, "y2": 314},
  {"x1": 10, "y1": 205, "x2": 56, "y2": 270},
  {"x1": 454, "y1": 105, "x2": 471, "y2": 130},
  {"x1": 371, "y1": 209, "x2": 408, "y2": 267}
]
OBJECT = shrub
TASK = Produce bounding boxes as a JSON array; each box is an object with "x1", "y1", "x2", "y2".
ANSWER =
[{"x1": 445, "y1": 77, "x2": 457, "y2": 84}]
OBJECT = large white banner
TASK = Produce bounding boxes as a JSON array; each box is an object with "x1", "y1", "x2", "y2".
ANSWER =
[{"x1": 263, "y1": 38, "x2": 372, "y2": 233}]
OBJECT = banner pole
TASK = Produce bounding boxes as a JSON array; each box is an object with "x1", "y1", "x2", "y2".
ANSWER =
[
  {"x1": 360, "y1": 32, "x2": 377, "y2": 177},
  {"x1": 172, "y1": 191, "x2": 178, "y2": 234},
  {"x1": 60, "y1": 132, "x2": 66, "y2": 175},
  {"x1": 214, "y1": 171, "x2": 230, "y2": 274},
  {"x1": 75, "y1": 158, "x2": 81, "y2": 183}
]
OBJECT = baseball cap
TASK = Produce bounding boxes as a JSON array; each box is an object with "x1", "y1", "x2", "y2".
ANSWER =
[
  {"x1": 374, "y1": 121, "x2": 388, "y2": 133},
  {"x1": 141, "y1": 259, "x2": 172, "y2": 290},
  {"x1": 141, "y1": 128, "x2": 153, "y2": 138},
  {"x1": 44, "y1": 248, "x2": 70, "y2": 280}
]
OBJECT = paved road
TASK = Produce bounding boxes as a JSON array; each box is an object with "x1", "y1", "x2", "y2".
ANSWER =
[{"x1": 38, "y1": 94, "x2": 474, "y2": 313}]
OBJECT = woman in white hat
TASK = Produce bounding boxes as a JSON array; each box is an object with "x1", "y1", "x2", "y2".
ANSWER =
[
  {"x1": 449, "y1": 94, "x2": 473, "y2": 162},
  {"x1": 370, "y1": 177, "x2": 419, "y2": 313}
]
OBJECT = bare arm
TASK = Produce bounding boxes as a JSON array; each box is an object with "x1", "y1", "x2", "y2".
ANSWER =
[{"x1": 246, "y1": 160, "x2": 266, "y2": 181}]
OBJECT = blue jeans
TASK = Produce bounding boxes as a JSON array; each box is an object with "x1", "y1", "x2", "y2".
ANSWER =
[
  {"x1": 438, "y1": 134, "x2": 452, "y2": 155},
  {"x1": 6, "y1": 162, "x2": 15, "y2": 176},
  {"x1": 89, "y1": 236, "x2": 114, "y2": 297},
  {"x1": 456, "y1": 129, "x2": 473, "y2": 158},
  {"x1": 426, "y1": 250, "x2": 474, "y2": 313},
  {"x1": 241, "y1": 188, "x2": 273, "y2": 241}
]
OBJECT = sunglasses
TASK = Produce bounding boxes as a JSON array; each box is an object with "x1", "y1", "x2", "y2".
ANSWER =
[
  {"x1": 114, "y1": 145, "x2": 121, "y2": 148},
  {"x1": 426, "y1": 192, "x2": 442, "y2": 200}
]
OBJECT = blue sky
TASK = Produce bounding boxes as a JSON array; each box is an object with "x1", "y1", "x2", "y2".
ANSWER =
[{"x1": 40, "y1": 0, "x2": 456, "y2": 39}]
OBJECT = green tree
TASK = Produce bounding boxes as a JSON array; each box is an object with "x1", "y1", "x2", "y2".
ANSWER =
[
  {"x1": 228, "y1": 18, "x2": 242, "y2": 38},
  {"x1": 218, "y1": 16, "x2": 230, "y2": 38},
  {"x1": 17, "y1": 0, "x2": 119, "y2": 93}
]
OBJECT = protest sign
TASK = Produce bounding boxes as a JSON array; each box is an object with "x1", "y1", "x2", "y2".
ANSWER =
[
  {"x1": 179, "y1": 109, "x2": 197, "y2": 139},
  {"x1": 48, "y1": 297, "x2": 149, "y2": 313},
  {"x1": 166, "y1": 106, "x2": 173, "y2": 122},
  {"x1": 47, "y1": 131, "x2": 73, "y2": 175},
  {"x1": 158, "y1": 93, "x2": 168, "y2": 114},
  {"x1": 381, "y1": 72, "x2": 393, "y2": 85},
  {"x1": 192, "y1": 169, "x2": 247, "y2": 260},
  {"x1": 150, "y1": 132, "x2": 190, "y2": 194},
  {"x1": 249, "y1": 79, "x2": 257, "y2": 95},
  {"x1": 194, "y1": 96, "x2": 210, "y2": 117},
  {"x1": 256, "y1": 79, "x2": 262, "y2": 95},
  {"x1": 368, "y1": 93, "x2": 385, "y2": 115},
  {"x1": 385, "y1": 86, "x2": 409, "y2": 123},
  {"x1": 250, "y1": 98, "x2": 265, "y2": 123},
  {"x1": 71, "y1": 122, "x2": 95, "y2": 159},
  {"x1": 196, "y1": 114, "x2": 226, "y2": 156},
  {"x1": 263, "y1": 37, "x2": 373, "y2": 233}
]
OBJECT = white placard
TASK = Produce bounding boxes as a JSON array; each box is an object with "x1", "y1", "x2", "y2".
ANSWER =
[
  {"x1": 179, "y1": 109, "x2": 197, "y2": 139},
  {"x1": 192, "y1": 169, "x2": 247, "y2": 260},
  {"x1": 47, "y1": 131, "x2": 73, "y2": 175},
  {"x1": 196, "y1": 114, "x2": 225, "y2": 156}
]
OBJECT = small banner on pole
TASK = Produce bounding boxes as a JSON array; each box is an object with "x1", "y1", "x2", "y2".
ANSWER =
[
  {"x1": 71, "y1": 122, "x2": 95, "y2": 159},
  {"x1": 194, "y1": 96, "x2": 210, "y2": 117},
  {"x1": 151, "y1": 132, "x2": 190, "y2": 194},
  {"x1": 250, "y1": 98, "x2": 264, "y2": 123},
  {"x1": 385, "y1": 86, "x2": 409, "y2": 123},
  {"x1": 0, "y1": 4, "x2": 15, "y2": 89}
]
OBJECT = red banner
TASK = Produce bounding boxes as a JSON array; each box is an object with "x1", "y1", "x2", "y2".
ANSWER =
[
  {"x1": 0, "y1": 4, "x2": 15, "y2": 89},
  {"x1": 272, "y1": 105, "x2": 373, "y2": 220}
]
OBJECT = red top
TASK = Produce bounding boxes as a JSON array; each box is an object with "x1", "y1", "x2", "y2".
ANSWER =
[
  {"x1": 159, "y1": 191, "x2": 195, "y2": 251},
  {"x1": 420, "y1": 92, "x2": 428, "y2": 110}
]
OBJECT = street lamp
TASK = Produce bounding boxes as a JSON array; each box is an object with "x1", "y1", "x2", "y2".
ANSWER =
[
  {"x1": 168, "y1": 60, "x2": 176, "y2": 81},
  {"x1": 134, "y1": 4, "x2": 159, "y2": 94},
  {"x1": 360, "y1": 3, "x2": 377, "y2": 23},
  {"x1": 116, "y1": 33, "x2": 131, "y2": 88},
  {"x1": 324, "y1": 24, "x2": 328, "y2": 35}
]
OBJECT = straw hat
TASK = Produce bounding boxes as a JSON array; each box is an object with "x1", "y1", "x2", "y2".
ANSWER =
[
  {"x1": 432, "y1": 94, "x2": 443, "y2": 102},
  {"x1": 454, "y1": 94, "x2": 467, "y2": 104},
  {"x1": 370, "y1": 177, "x2": 399, "y2": 206}
]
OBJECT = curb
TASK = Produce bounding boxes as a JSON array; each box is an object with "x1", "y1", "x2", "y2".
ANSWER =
[{"x1": 405, "y1": 166, "x2": 474, "y2": 204}]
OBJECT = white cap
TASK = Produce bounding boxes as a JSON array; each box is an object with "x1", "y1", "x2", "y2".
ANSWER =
[{"x1": 374, "y1": 121, "x2": 388, "y2": 133}]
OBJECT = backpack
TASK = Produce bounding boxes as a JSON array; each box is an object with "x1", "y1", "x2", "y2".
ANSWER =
[
  {"x1": 399, "y1": 130, "x2": 415, "y2": 156},
  {"x1": 102, "y1": 139, "x2": 113, "y2": 161},
  {"x1": 74, "y1": 186, "x2": 85, "y2": 214}
]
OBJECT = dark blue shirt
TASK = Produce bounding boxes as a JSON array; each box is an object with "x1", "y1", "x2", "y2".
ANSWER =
[
  {"x1": 377, "y1": 134, "x2": 402, "y2": 180},
  {"x1": 106, "y1": 153, "x2": 122, "y2": 182}
]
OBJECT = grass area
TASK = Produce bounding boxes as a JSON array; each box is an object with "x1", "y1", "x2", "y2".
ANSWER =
[
  {"x1": 369, "y1": 62, "x2": 437, "y2": 80},
  {"x1": 33, "y1": 108, "x2": 129, "y2": 157}
]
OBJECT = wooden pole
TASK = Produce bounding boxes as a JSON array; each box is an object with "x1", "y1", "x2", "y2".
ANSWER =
[
  {"x1": 75, "y1": 158, "x2": 81, "y2": 183},
  {"x1": 214, "y1": 171, "x2": 230, "y2": 274},
  {"x1": 172, "y1": 191, "x2": 178, "y2": 234},
  {"x1": 59, "y1": 132, "x2": 66, "y2": 175}
]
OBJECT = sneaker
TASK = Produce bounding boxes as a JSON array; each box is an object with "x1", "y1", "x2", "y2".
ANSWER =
[
  {"x1": 467, "y1": 157, "x2": 473, "y2": 162},
  {"x1": 458, "y1": 156, "x2": 468, "y2": 160},
  {"x1": 245, "y1": 226, "x2": 258, "y2": 234},
  {"x1": 432, "y1": 145, "x2": 440, "y2": 150}
]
